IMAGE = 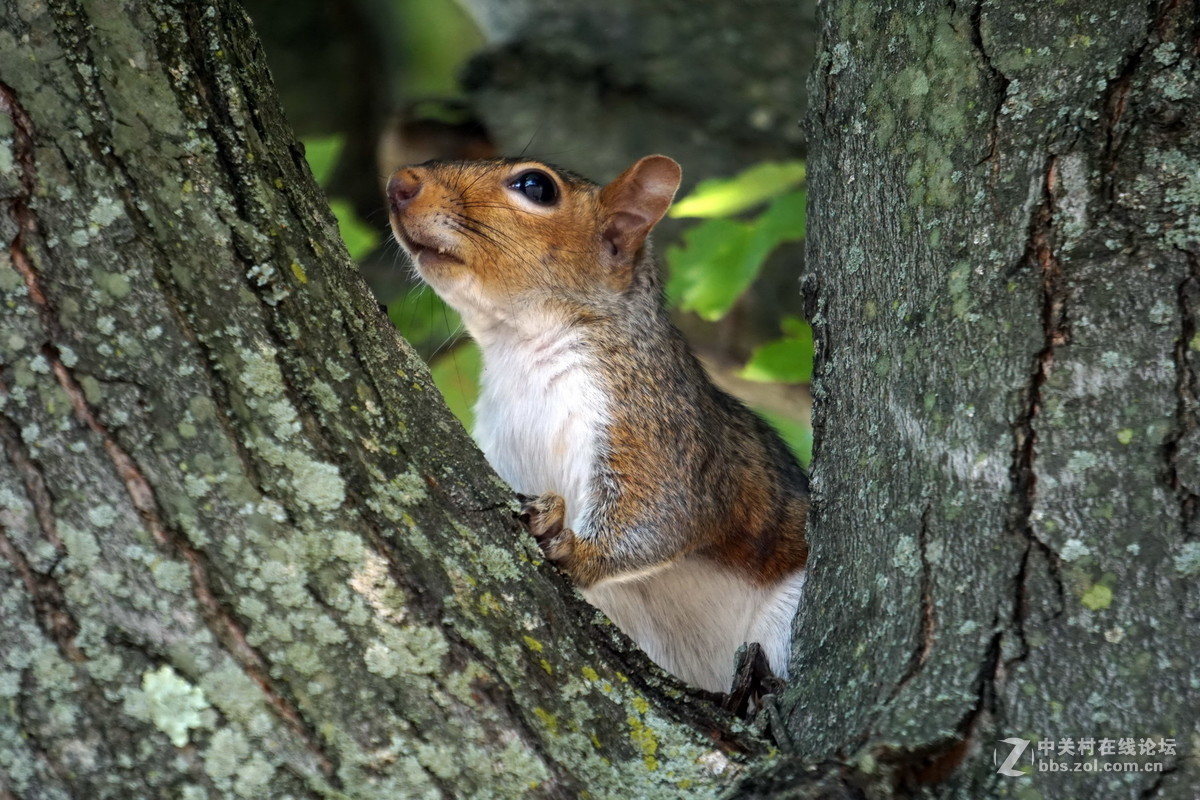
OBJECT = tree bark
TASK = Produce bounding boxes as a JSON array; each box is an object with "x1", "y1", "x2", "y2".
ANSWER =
[
  {"x1": 740, "y1": 0, "x2": 1200, "y2": 797},
  {"x1": 0, "y1": 1, "x2": 752, "y2": 797}
]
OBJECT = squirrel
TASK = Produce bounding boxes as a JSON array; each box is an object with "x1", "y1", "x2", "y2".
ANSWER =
[{"x1": 385, "y1": 155, "x2": 809, "y2": 693}]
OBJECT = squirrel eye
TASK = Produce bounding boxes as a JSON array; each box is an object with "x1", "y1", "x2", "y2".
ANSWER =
[{"x1": 509, "y1": 170, "x2": 558, "y2": 205}]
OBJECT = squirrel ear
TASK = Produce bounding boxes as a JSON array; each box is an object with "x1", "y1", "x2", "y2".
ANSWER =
[{"x1": 598, "y1": 155, "x2": 682, "y2": 265}]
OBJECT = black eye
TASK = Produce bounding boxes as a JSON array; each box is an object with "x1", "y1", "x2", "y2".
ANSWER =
[{"x1": 509, "y1": 170, "x2": 558, "y2": 205}]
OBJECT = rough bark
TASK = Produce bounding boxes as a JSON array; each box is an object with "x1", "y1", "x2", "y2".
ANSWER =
[
  {"x1": 0, "y1": 2, "x2": 754, "y2": 797},
  {"x1": 739, "y1": 0, "x2": 1200, "y2": 797}
]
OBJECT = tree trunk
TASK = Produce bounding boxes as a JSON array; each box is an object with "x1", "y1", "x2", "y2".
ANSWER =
[
  {"x1": 8, "y1": 0, "x2": 1199, "y2": 798},
  {"x1": 0, "y1": 2, "x2": 752, "y2": 797},
  {"x1": 739, "y1": 0, "x2": 1199, "y2": 797}
]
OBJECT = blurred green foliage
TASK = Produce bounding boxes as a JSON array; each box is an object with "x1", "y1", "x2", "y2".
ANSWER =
[
  {"x1": 670, "y1": 161, "x2": 806, "y2": 219},
  {"x1": 428, "y1": 340, "x2": 482, "y2": 429},
  {"x1": 395, "y1": 0, "x2": 483, "y2": 98},
  {"x1": 760, "y1": 409, "x2": 814, "y2": 469},
  {"x1": 741, "y1": 316, "x2": 814, "y2": 385},
  {"x1": 667, "y1": 161, "x2": 806, "y2": 322},
  {"x1": 329, "y1": 199, "x2": 381, "y2": 261},
  {"x1": 303, "y1": 135, "x2": 342, "y2": 185},
  {"x1": 386, "y1": 290, "x2": 461, "y2": 352}
]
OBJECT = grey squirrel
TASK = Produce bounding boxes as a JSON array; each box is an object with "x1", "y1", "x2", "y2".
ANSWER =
[{"x1": 386, "y1": 155, "x2": 809, "y2": 692}]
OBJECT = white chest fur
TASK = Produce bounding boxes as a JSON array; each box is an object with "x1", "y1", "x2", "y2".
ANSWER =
[{"x1": 472, "y1": 328, "x2": 607, "y2": 532}]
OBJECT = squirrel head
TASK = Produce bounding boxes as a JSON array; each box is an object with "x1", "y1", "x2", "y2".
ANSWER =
[{"x1": 386, "y1": 155, "x2": 682, "y2": 336}]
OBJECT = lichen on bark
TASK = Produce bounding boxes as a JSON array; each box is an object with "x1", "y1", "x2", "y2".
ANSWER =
[
  {"x1": 764, "y1": 1, "x2": 1200, "y2": 797},
  {"x1": 0, "y1": 1, "x2": 755, "y2": 797}
]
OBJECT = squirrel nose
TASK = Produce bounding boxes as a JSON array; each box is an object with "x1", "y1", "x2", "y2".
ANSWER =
[{"x1": 387, "y1": 171, "x2": 423, "y2": 212}]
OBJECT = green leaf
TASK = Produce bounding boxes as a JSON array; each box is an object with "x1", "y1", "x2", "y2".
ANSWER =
[
  {"x1": 429, "y1": 341, "x2": 482, "y2": 431},
  {"x1": 779, "y1": 315, "x2": 810, "y2": 338},
  {"x1": 741, "y1": 317, "x2": 813, "y2": 384},
  {"x1": 302, "y1": 135, "x2": 344, "y2": 187},
  {"x1": 665, "y1": 218, "x2": 754, "y2": 320},
  {"x1": 328, "y1": 199, "x2": 380, "y2": 261},
  {"x1": 669, "y1": 160, "x2": 806, "y2": 219},
  {"x1": 751, "y1": 189, "x2": 807, "y2": 246},
  {"x1": 665, "y1": 189, "x2": 807, "y2": 321}
]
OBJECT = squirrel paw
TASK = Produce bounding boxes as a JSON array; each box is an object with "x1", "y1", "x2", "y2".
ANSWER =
[
  {"x1": 517, "y1": 493, "x2": 566, "y2": 539},
  {"x1": 516, "y1": 493, "x2": 576, "y2": 563}
]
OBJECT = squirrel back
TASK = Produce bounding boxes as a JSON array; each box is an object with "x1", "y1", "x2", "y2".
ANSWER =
[{"x1": 387, "y1": 156, "x2": 808, "y2": 691}]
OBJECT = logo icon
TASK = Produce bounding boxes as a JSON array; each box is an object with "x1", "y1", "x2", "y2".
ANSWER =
[{"x1": 995, "y1": 737, "x2": 1031, "y2": 777}]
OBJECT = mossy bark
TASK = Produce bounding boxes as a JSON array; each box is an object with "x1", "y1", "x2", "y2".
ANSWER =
[
  {"x1": 736, "y1": 1, "x2": 1200, "y2": 797},
  {"x1": 0, "y1": 2, "x2": 755, "y2": 797}
]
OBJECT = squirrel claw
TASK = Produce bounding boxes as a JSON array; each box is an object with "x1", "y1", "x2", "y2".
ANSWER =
[
  {"x1": 513, "y1": 494, "x2": 537, "y2": 528},
  {"x1": 517, "y1": 493, "x2": 576, "y2": 564},
  {"x1": 517, "y1": 493, "x2": 567, "y2": 541},
  {"x1": 537, "y1": 529, "x2": 577, "y2": 564}
]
